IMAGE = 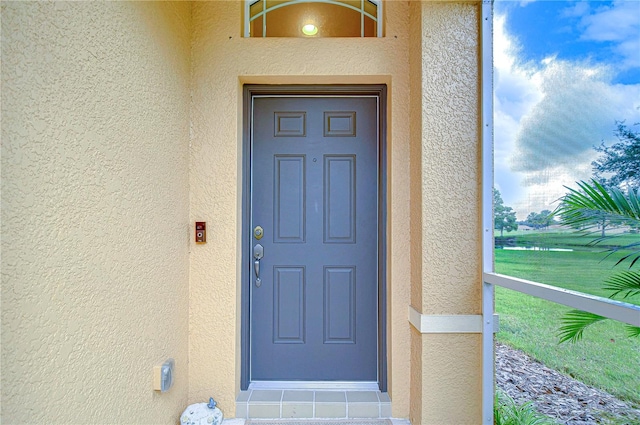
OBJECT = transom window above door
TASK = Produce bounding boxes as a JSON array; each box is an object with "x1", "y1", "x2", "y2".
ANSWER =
[{"x1": 244, "y1": 0, "x2": 382, "y2": 38}]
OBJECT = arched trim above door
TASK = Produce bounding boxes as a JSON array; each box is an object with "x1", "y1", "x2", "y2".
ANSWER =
[{"x1": 244, "y1": 0, "x2": 383, "y2": 38}]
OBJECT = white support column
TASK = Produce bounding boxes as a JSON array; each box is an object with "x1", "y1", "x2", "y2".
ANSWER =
[{"x1": 481, "y1": 1, "x2": 495, "y2": 424}]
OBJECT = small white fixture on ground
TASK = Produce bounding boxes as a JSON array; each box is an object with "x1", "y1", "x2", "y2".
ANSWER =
[{"x1": 181, "y1": 398, "x2": 223, "y2": 425}]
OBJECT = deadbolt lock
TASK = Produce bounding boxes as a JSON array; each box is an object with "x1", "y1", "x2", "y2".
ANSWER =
[{"x1": 253, "y1": 225, "x2": 264, "y2": 240}]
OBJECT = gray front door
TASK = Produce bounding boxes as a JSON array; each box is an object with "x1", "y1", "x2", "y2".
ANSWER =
[{"x1": 250, "y1": 96, "x2": 379, "y2": 382}]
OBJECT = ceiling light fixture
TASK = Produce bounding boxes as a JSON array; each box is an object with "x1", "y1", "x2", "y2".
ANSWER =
[{"x1": 302, "y1": 24, "x2": 318, "y2": 36}]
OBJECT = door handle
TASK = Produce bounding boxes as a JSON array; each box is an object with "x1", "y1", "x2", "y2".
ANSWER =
[
  {"x1": 253, "y1": 244, "x2": 264, "y2": 287},
  {"x1": 254, "y1": 259, "x2": 261, "y2": 287}
]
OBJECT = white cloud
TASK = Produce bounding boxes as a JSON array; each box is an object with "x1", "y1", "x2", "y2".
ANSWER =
[
  {"x1": 493, "y1": 11, "x2": 640, "y2": 219},
  {"x1": 579, "y1": 1, "x2": 639, "y2": 41},
  {"x1": 561, "y1": 1, "x2": 590, "y2": 18},
  {"x1": 511, "y1": 59, "x2": 639, "y2": 173},
  {"x1": 576, "y1": 0, "x2": 640, "y2": 68},
  {"x1": 511, "y1": 159, "x2": 596, "y2": 218},
  {"x1": 493, "y1": 15, "x2": 542, "y2": 166}
]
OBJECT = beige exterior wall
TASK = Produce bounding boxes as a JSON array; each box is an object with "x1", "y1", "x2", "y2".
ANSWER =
[
  {"x1": 419, "y1": 1, "x2": 482, "y2": 316},
  {"x1": 409, "y1": 2, "x2": 425, "y2": 422},
  {"x1": 410, "y1": 2, "x2": 483, "y2": 424},
  {"x1": 189, "y1": 0, "x2": 413, "y2": 417},
  {"x1": 190, "y1": 1, "x2": 483, "y2": 423},
  {"x1": 2, "y1": 1, "x2": 484, "y2": 423},
  {"x1": 1, "y1": 2, "x2": 192, "y2": 423}
]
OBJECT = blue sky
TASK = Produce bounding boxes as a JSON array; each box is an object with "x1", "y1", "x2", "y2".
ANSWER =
[{"x1": 493, "y1": 0, "x2": 640, "y2": 219}]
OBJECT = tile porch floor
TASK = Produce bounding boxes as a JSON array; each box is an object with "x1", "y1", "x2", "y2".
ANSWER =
[{"x1": 235, "y1": 390, "x2": 392, "y2": 419}]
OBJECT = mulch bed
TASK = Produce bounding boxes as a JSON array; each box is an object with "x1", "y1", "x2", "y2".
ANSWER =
[{"x1": 496, "y1": 342, "x2": 640, "y2": 424}]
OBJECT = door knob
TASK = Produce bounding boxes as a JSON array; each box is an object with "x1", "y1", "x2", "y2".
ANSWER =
[{"x1": 254, "y1": 244, "x2": 264, "y2": 287}]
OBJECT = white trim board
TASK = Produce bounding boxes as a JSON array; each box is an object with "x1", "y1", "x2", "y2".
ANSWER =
[
  {"x1": 485, "y1": 272, "x2": 640, "y2": 327},
  {"x1": 408, "y1": 306, "x2": 499, "y2": 334},
  {"x1": 248, "y1": 381, "x2": 380, "y2": 390}
]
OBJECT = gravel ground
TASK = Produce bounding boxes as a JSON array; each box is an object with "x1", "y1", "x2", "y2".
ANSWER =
[{"x1": 496, "y1": 342, "x2": 640, "y2": 425}]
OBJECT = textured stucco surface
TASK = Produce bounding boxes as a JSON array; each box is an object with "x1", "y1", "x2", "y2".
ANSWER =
[
  {"x1": 409, "y1": 1, "x2": 483, "y2": 423},
  {"x1": 419, "y1": 2, "x2": 482, "y2": 315},
  {"x1": 421, "y1": 334, "x2": 483, "y2": 424},
  {"x1": 409, "y1": 0, "x2": 425, "y2": 316},
  {"x1": 2, "y1": 1, "x2": 485, "y2": 423},
  {"x1": 408, "y1": 5, "x2": 425, "y2": 421},
  {"x1": 1, "y1": 2, "x2": 192, "y2": 423},
  {"x1": 189, "y1": 1, "x2": 412, "y2": 417},
  {"x1": 411, "y1": 1, "x2": 482, "y2": 316},
  {"x1": 409, "y1": 328, "x2": 424, "y2": 425}
]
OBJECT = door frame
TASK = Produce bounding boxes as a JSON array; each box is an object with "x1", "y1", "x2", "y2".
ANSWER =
[{"x1": 241, "y1": 85, "x2": 387, "y2": 391}]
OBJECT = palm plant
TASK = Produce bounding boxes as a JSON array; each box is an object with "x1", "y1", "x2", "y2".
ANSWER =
[
  {"x1": 494, "y1": 391, "x2": 557, "y2": 425},
  {"x1": 552, "y1": 180, "x2": 640, "y2": 343}
]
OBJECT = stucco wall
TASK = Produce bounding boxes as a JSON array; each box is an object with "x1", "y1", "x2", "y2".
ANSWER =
[
  {"x1": 189, "y1": 0, "x2": 412, "y2": 417},
  {"x1": 420, "y1": 1, "x2": 482, "y2": 315},
  {"x1": 409, "y1": 3, "x2": 425, "y2": 422},
  {"x1": 2, "y1": 1, "x2": 484, "y2": 423},
  {"x1": 420, "y1": 334, "x2": 483, "y2": 423},
  {"x1": 1, "y1": 2, "x2": 192, "y2": 423},
  {"x1": 410, "y1": 2, "x2": 483, "y2": 424},
  {"x1": 409, "y1": 0, "x2": 482, "y2": 317}
]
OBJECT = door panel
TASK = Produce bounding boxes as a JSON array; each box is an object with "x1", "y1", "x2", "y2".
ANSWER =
[
  {"x1": 324, "y1": 155, "x2": 356, "y2": 243},
  {"x1": 274, "y1": 155, "x2": 306, "y2": 242},
  {"x1": 250, "y1": 96, "x2": 378, "y2": 382},
  {"x1": 273, "y1": 266, "x2": 305, "y2": 343},
  {"x1": 324, "y1": 266, "x2": 356, "y2": 344}
]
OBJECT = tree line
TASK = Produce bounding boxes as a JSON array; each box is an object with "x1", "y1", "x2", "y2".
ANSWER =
[
  {"x1": 494, "y1": 189, "x2": 556, "y2": 236},
  {"x1": 495, "y1": 121, "x2": 639, "y2": 236}
]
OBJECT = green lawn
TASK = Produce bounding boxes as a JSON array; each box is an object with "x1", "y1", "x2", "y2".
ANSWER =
[
  {"x1": 494, "y1": 233, "x2": 640, "y2": 406},
  {"x1": 497, "y1": 230, "x2": 639, "y2": 252}
]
